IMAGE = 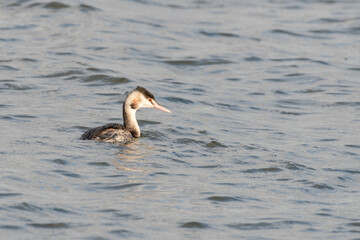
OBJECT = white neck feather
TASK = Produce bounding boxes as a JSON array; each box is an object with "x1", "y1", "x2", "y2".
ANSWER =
[{"x1": 123, "y1": 92, "x2": 141, "y2": 137}]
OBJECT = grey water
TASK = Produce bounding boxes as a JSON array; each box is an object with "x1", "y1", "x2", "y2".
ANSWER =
[{"x1": 1, "y1": 0, "x2": 360, "y2": 239}]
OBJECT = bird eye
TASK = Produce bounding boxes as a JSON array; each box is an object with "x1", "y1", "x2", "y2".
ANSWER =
[{"x1": 148, "y1": 98, "x2": 152, "y2": 102}]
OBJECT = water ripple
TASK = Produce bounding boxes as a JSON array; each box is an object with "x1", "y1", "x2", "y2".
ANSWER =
[
  {"x1": 11, "y1": 202, "x2": 42, "y2": 212},
  {"x1": 227, "y1": 220, "x2": 311, "y2": 230},
  {"x1": 244, "y1": 56, "x2": 263, "y2": 62},
  {"x1": 0, "y1": 83, "x2": 35, "y2": 90},
  {"x1": 329, "y1": 101, "x2": 360, "y2": 107},
  {"x1": 205, "y1": 140, "x2": 227, "y2": 148},
  {"x1": 0, "y1": 24, "x2": 37, "y2": 31},
  {"x1": 242, "y1": 167, "x2": 283, "y2": 173},
  {"x1": 40, "y1": 70, "x2": 84, "y2": 78},
  {"x1": 0, "y1": 65, "x2": 19, "y2": 71},
  {"x1": 284, "y1": 162, "x2": 315, "y2": 171},
  {"x1": 348, "y1": 67, "x2": 360, "y2": 71},
  {"x1": 323, "y1": 168, "x2": 360, "y2": 175},
  {"x1": 180, "y1": 221, "x2": 210, "y2": 229},
  {"x1": 28, "y1": 222, "x2": 70, "y2": 229},
  {"x1": 109, "y1": 229, "x2": 132, "y2": 237},
  {"x1": 348, "y1": 222, "x2": 360, "y2": 227},
  {"x1": 81, "y1": 75, "x2": 130, "y2": 85},
  {"x1": 164, "y1": 97, "x2": 193, "y2": 104},
  {"x1": 199, "y1": 31, "x2": 239, "y2": 38},
  {"x1": 79, "y1": 4, "x2": 99, "y2": 12},
  {"x1": 102, "y1": 183, "x2": 143, "y2": 190},
  {"x1": 0, "y1": 225, "x2": 22, "y2": 230},
  {"x1": 52, "y1": 170, "x2": 82, "y2": 178},
  {"x1": 270, "y1": 57, "x2": 330, "y2": 65},
  {"x1": 87, "y1": 161, "x2": 111, "y2": 166},
  {"x1": 0, "y1": 193, "x2": 22, "y2": 198},
  {"x1": 52, "y1": 208, "x2": 77, "y2": 215},
  {"x1": 43, "y1": 2, "x2": 70, "y2": 9},
  {"x1": 0, "y1": 38, "x2": 21, "y2": 42},
  {"x1": 345, "y1": 144, "x2": 360, "y2": 149},
  {"x1": 25, "y1": 1, "x2": 99, "y2": 12},
  {"x1": 206, "y1": 196, "x2": 243, "y2": 202},
  {"x1": 48, "y1": 158, "x2": 68, "y2": 165},
  {"x1": 315, "y1": 17, "x2": 360, "y2": 23},
  {"x1": 163, "y1": 58, "x2": 233, "y2": 67},
  {"x1": 173, "y1": 138, "x2": 205, "y2": 145},
  {"x1": 271, "y1": 29, "x2": 328, "y2": 39},
  {"x1": 312, "y1": 184, "x2": 334, "y2": 190}
]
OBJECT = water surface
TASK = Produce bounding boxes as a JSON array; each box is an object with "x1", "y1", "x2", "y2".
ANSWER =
[{"x1": 1, "y1": 0, "x2": 360, "y2": 239}]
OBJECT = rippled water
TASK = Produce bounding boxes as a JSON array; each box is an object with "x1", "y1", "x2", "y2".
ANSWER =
[{"x1": 1, "y1": 0, "x2": 360, "y2": 239}]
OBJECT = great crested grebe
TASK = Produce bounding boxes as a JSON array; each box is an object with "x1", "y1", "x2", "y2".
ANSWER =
[{"x1": 80, "y1": 86, "x2": 171, "y2": 143}]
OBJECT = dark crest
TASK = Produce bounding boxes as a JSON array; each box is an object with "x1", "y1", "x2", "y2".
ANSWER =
[{"x1": 136, "y1": 86, "x2": 155, "y2": 100}]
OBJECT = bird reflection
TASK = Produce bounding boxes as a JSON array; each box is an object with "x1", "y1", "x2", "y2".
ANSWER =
[{"x1": 113, "y1": 141, "x2": 153, "y2": 172}]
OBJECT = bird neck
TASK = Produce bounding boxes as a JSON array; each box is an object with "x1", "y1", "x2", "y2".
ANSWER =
[{"x1": 123, "y1": 101, "x2": 140, "y2": 138}]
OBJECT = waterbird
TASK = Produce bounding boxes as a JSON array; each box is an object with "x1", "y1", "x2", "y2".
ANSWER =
[{"x1": 80, "y1": 86, "x2": 171, "y2": 142}]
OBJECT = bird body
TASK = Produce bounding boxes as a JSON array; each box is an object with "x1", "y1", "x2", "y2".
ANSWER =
[{"x1": 80, "y1": 86, "x2": 170, "y2": 143}]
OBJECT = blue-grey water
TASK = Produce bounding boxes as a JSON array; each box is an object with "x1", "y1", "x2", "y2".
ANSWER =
[{"x1": 1, "y1": 0, "x2": 360, "y2": 239}]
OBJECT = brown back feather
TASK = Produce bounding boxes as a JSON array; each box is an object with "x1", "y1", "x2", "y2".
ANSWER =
[{"x1": 80, "y1": 123, "x2": 125, "y2": 140}]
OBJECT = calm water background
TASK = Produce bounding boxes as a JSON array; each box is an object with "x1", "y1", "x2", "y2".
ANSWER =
[{"x1": 1, "y1": 0, "x2": 360, "y2": 239}]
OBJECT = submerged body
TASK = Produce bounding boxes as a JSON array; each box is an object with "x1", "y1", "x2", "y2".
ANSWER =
[{"x1": 80, "y1": 86, "x2": 170, "y2": 143}]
